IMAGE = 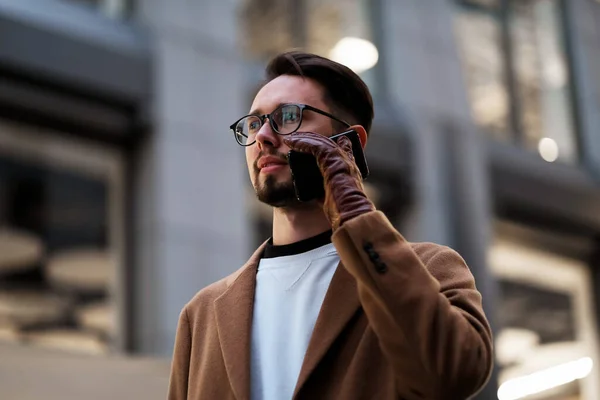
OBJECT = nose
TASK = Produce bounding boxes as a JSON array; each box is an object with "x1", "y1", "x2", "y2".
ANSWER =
[{"x1": 255, "y1": 118, "x2": 281, "y2": 149}]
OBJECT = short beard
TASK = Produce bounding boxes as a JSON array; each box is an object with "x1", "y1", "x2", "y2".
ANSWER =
[{"x1": 254, "y1": 174, "x2": 300, "y2": 208}]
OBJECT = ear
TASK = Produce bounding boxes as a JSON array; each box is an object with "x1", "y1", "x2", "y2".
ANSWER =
[{"x1": 349, "y1": 125, "x2": 368, "y2": 148}]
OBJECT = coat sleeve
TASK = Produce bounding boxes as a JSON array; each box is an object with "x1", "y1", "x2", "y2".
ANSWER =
[
  {"x1": 167, "y1": 307, "x2": 192, "y2": 400},
  {"x1": 332, "y1": 211, "x2": 494, "y2": 400}
]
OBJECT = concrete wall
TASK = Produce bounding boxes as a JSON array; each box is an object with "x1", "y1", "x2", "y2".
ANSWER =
[{"x1": 132, "y1": 0, "x2": 251, "y2": 357}]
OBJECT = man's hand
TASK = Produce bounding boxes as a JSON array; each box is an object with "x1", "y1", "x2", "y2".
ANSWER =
[{"x1": 284, "y1": 131, "x2": 375, "y2": 230}]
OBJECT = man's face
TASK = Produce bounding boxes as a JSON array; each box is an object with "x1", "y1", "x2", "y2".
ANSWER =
[{"x1": 245, "y1": 75, "x2": 337, "y2": 207}]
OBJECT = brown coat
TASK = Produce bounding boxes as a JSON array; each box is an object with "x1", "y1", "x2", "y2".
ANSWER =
[{"x1": 168, "y1": 211, "x2": 493, "y2": 400}]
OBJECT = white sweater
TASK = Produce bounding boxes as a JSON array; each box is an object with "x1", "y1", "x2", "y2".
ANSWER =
[{"x1": 250, "y1": 241, "x2": 340, "y2": 400}]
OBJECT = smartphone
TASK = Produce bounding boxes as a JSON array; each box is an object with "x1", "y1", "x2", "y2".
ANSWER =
[{"x1": 288, "y1": 129, "x2": 370, "y2": 202}]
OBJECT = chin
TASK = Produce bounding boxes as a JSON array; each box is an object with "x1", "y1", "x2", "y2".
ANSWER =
[
  {"x1": 258, "y1": 170, "x2": 291, "y2": 185},
  {"x1": 254, "y1": 175, "x2": 298, "y2": 208}
]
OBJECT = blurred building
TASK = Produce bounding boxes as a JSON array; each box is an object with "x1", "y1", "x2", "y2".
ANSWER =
[{"x1": 1, "y1": 0, "x2": 600, "y2": 399}]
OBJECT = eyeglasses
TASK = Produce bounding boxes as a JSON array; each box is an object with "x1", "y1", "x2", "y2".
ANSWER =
[{"x1": 229, "y1": 103, "x2": 350, "y2": 146}]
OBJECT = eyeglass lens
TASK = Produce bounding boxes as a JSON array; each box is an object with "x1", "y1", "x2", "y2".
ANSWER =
[{"x1": 234, "y1": 104, "x2": 302, "y2": 145}]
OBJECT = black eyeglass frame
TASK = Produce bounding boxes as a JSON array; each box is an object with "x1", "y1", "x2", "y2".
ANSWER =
[{"x1": 229, "y1": 103, "x2": 351, "y2": 146}]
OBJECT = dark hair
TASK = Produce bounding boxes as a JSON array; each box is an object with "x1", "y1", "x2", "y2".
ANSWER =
[{"x1": 264, "y1": 51, "x2": 374, "y2": 135}]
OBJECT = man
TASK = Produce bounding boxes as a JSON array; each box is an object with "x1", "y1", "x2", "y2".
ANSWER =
[{"x1": 168, "y1": 51, "x2": 493, "y2": 400}]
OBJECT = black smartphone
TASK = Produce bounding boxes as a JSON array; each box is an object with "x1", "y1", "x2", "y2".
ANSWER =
[{"x1": 288, "y1": 129, "x2": 370, "y2": 202}]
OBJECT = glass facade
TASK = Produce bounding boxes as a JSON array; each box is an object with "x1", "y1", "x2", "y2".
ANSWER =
[
  {"x1": 510, "y1": 0, "x2": 576, "y2": 162},
  {"x1": 455, "y1": 6, "x2": 509, "y2": 140},
  {"x1": 304, "y1": 0, "x2": 378, "y2": 91},
  {"x1": 454, "y1": 0, "x2": 577, "y2": 164},
  {"x1": 239, "y1": 0, "x2": 297, "y2": 61},
  {"x1": 0, "y1": 120, "x2": 125, "y2": 355},
  {"x1": 238, "y1": 0, "x2": 378, "y2": 92},
  {"x1": 490, "y1": 234, "x2": 600, "y2": 400}
]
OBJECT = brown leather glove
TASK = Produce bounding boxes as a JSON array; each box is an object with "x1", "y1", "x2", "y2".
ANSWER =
[{"x1": 284, "y1": 132, "x2": 375, "y2": 230}]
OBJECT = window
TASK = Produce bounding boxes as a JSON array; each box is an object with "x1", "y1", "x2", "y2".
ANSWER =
[
  {"x1": 0, "y1": 120, "x2": 125, "y2": 355},
  {"x1": 239, "y1": 0, "x2": 299, "y2": 62},
  {"x1": 238, "y1": 0, "x2": 379, "y2": 93},
  {"x1": 455, "y1": 6, "x2": 509, "y2": 140},
  {"x1": 490, "y1": 238, "x2": 600, "y2": 400},
  {"x1": 454, "y1": 0, "x2": 577, "y2": 164},
  {"x1": 304, "y1": 0, "x2": 379, "y2": 92}
]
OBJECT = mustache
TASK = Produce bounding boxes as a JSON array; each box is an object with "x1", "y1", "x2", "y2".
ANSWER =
[{"x1": 253, "y1": 151, "x2": 289, "y2": 172}]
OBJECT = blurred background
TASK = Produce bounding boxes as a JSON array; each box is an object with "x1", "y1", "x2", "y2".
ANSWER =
[{"x1": 0, "y1": 0, "x2": 599, "y2": 399}]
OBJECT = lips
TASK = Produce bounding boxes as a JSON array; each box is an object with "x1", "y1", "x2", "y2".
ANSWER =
[
  {"x1": 257, "y1": 156, "x2": 287, "y2": 170},
  {"x1": 261, "y1": 162, "x2": 285, "y2": 168}
]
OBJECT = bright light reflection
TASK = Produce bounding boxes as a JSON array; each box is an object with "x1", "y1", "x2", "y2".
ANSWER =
[
  {"x1": 538, "y1": 137, "x2": 559, "y2": 162},
  {"x1": 329, "y1": 37, "x2": 379, "y2": 74},
  {"x1": 497, "y1": 357, "x2": 593, "y2": 400}
]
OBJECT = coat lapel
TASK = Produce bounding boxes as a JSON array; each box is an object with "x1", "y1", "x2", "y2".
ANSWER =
[
  {"x1": 292, "y1": 263, "x2": 361, "y2": 398},
  {"x1": 214, "y1": 243, "x2": 266, "y2": 400}
]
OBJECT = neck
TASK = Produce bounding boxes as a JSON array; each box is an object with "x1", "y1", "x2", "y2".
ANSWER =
[{"x1": 271, "y1": 204, "x2": 331, "y2": 246}]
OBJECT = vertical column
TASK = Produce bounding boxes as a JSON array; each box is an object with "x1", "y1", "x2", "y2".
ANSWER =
[
  {"x1": 378, "y1": 0, "x2": 453, "y2": 246},
  {"x1": 567, "y1": 0, "x2": 600, "y2": 176},
  {"x1": 133, "y1": 0, "x2": 250, "y2": 356},
  {"x1": 444, "y1": 121, "x2": 499, "y2": 400}
]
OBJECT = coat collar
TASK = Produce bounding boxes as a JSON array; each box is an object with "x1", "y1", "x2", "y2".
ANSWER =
[
  {"x1": 213, "y1": 242, "x2": 266, "y2": 400},
  {"x1": 213, "y1": 242, "x2": 360, "y2": 400}
]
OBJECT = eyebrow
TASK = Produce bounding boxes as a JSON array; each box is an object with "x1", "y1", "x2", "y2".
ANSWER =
[{"x1": 249, "y1": 102, "x2": 286, "y2": 117}]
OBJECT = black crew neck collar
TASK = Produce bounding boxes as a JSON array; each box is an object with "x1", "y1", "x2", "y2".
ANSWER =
[{"x1": 262, "y1": 229, "x2": 333, "y2": 259}]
